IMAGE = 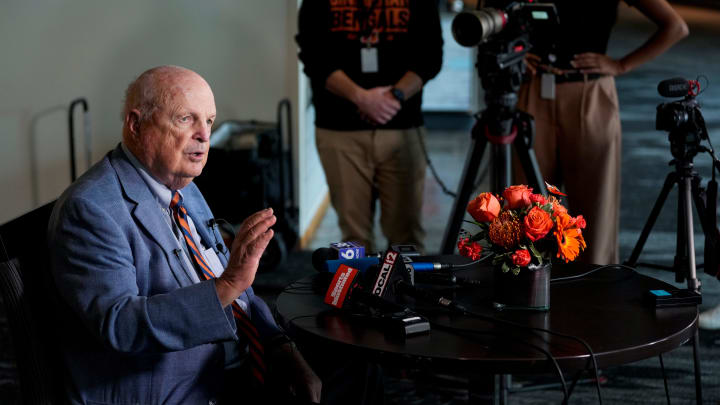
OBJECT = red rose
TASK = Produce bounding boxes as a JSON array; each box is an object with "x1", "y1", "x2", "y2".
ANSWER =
[
  {"x1": 575, "y1": 215, "x2": 587, "y2": 229},
  {"x1": 458, "y1": 238, "x2": 483, "y2": 260},
  {"x1": 467, "y1": 192, "x2": 501, "y2": 222},
  {"x1": 511, "y1": 249, "x2": 531, "y2": 267},
  {"x1": 523, "y1": 206, "x2": 554, "y2": 241},
  {"x1": 529, "y1": 194, "x2": 547, "y2": 205},
  {"x1": 503, "y1": 185, "x2": 533, "y2": 209}
]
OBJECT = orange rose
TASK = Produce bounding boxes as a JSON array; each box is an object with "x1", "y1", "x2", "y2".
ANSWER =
[
  {"x1": 467, "y1": 192, "x2": 501, "y2": 222},
  {"x1": 503, "y1": 185, "x2": 533, "y2": 209},
  {"x1": 523, "y1": 206, "x2": 553, "y2": 241}
]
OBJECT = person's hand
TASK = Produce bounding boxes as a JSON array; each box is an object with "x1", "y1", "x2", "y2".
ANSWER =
[
  {"x1": 354, "y1": 86, "x2": 401, "y2": 125},
  {"x1": 270, "y1": 343, "x2": 322, "y2": 403},
  {"x1": 571, "y1": 52, "x2": 626, "y2": 76},
  {"x1": 216, "y1": 208, "x2": 276, "y2": 306},
  {"x1": 523, "y1": 52, "x2": 542, "y2": 75}
]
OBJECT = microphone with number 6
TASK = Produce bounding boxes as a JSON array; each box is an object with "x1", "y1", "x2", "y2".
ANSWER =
[{"x1": 312, "y1": 246, "x2": 455, "y2": 274}]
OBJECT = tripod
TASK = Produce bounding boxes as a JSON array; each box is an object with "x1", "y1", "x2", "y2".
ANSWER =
[
  {"x1": 439, "y1": 35, "x2": 547, "y2": 254},
  {"x1": 624, "y1": 125, "x2": 720, "y2": 405},
  {"x1": 440, "y1": 102, "x2": 547, "y2": 254},
  {"x1": 625, "y1": 139, "x2": 719, "y2": 292}
]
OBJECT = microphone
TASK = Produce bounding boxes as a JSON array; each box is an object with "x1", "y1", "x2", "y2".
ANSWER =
[
  {"x1": 414, "y1": 272, "x2": 484, "y2": 287},
  {"x1": 322, "y1": 260, "x2": 431, "y2": 337},
  {"x1": 658, "y1": 77, "x2": 690, "y2": 98},
  {"x1": 311, "y1": 247, "x2": 454, "y2": 274},
  {"x1": 368, "y1": 249, "x2": 468, "y2": 314}
]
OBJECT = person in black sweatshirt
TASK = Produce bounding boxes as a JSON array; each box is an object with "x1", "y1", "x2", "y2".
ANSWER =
[{"x1": 296, "y1": 0, "x2": 443, "y2": 253}]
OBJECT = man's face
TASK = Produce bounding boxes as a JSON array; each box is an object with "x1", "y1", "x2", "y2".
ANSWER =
[{"x1": 136, "y1": 74, "x2": 216, "y2": 190}]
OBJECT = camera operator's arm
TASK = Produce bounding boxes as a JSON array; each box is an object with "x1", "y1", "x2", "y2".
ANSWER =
[{"x1": 571, "y1": 0, "x2": 688, "y2": 76}]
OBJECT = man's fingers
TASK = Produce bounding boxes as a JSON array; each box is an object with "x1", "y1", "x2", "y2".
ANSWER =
[
  {"x1": 236, "y1": 215, "x2": 276, "y2": 247},
  {"x1": 236, "y1": 208, "x2": 274, "y2": 235}
]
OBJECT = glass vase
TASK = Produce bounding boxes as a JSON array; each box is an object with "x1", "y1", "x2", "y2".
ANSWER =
[{"x1": 492, "y1": 262, "x2": 551, "y2": 311}]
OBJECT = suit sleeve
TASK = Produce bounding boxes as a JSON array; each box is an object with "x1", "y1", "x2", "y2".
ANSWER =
[
  {"x1": 49, "y1": 196, "x2": 238, "y2": 354},
  {"x1": 407, "y1": 1, "x2": 444, "y2": 83}
]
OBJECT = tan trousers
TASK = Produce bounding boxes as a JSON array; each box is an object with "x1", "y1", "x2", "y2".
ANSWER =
[
  {"x1": 515, "y1": 75, "x2": 622, "y2": 265},
  {"x1": 315, "y1": 127, "x2": 427, "y2": 253}
]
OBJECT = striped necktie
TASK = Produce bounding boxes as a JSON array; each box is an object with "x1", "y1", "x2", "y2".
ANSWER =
[{"x1": 170, "y1": 191, "x2": 266, "y2": 384}]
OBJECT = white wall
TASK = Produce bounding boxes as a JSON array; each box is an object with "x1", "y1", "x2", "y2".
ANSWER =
[{"x1": 0, "y1": 0, "x2": 328, "y2": 237}]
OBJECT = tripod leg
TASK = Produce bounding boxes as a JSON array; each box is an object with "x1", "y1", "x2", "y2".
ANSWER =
[
  {"x1": 513, "y1": 111, "x2": 547, "y2": 195},
  {"x1": 625, "y1": 172, "x2": 678, "y2": 267},
  {"x1": 491, "y1": 144, "x2": 512, "y2": 193},
  {"x1": 692, "y1": 328, "x2": 703, "y2": 405},
  {"x1": 691, "y1": 175, "x2": 720, "y2": 277},
  {"x1": 441, "y1": 133, "x2": 490, "y2": 254},
  {"x1": 679, "y1": 176, "x2": 700, "y2": 291}
]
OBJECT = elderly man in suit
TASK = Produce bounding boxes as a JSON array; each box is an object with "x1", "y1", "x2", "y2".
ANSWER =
[{"x1": 48, "y1": 66, "x2": 321, "y2": 404}]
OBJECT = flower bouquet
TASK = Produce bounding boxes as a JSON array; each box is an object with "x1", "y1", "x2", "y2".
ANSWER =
[{"x1": 458, "y1": 184, "x2": 587, "y2": 310}]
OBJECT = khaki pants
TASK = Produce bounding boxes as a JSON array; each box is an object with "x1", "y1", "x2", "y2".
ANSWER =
[
  {"x1": 315, "y1": 127, "x2": 427, "y2": 252},
  {"x1": 515, "y1": 75, "x2": 622, "y2": 265}
]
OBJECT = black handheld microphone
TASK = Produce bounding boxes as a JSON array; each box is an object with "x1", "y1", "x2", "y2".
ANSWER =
[{"x1": 658, "y1": 77, "x2": 690, "y2": 98}]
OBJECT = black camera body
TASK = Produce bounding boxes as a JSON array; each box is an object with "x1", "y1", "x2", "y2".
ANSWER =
[
  {"x1": 452, "y1": 1, "x2": 559, "y2": 107},
  {"x1": 656, "y1": 95, "x2": 708, "y2": 160}
]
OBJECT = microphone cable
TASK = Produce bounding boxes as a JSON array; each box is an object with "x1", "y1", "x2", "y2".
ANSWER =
[
  {"x1": 402, "y1": 284, "x2": 604, "y2": 404},
  {"x1": 446, "y1": 253, "x2": 494, "y2": 268},
  {"x1": 415, "y1": 127, "x2": 458, "y2": 198},
  {"x1": 551, "y1": 263, "x2": 638, "y2": 284},
  {"x1": 428, "y1": 321, "x2": 569, "y2": 405}
]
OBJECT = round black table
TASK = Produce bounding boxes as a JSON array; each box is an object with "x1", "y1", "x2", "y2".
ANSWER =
[{"x1": 275, "y1": 256, "x2": 700, "y2": 403}]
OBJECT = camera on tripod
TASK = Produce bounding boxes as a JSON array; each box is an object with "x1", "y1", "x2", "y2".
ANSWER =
[
  {"x1": 626, "y1": 76, "x2": 720, "y2": 288},
  {"x1": 440, "y1": 1, "x2": 559, "y2": 253},
  {"x1": 655, "y1": 77, "x2": 709, "y2": 160}
]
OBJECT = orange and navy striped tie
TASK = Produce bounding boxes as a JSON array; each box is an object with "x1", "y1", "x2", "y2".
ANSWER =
[{"x1": 170, "y1": 191, "x2": 266, "y2": 384}]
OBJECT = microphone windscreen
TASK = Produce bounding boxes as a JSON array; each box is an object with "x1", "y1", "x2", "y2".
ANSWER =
[
  {"x1": 311, "y1": 247, "x2": 334, "y2": 272},
  {"x1": 658, "y1": 77, "x2": 689, "y2": 98}
]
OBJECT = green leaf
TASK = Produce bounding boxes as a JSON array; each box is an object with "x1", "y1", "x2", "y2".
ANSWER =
[
  {"x1": 501, "y1": 261, "x2": 510, "y2": 273},
  {"x1": 512, "y1": 266, "x2": 521, "y2": 276}
]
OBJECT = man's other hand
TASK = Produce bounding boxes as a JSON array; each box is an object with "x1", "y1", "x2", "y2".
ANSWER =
[{"x1": 216, "y1": 208, "x2": 276, "y2": 306}]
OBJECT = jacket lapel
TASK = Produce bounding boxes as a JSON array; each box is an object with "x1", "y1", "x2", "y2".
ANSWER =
[{"x1": 109, "y1": 146, "x2": 195, "y2": 287}]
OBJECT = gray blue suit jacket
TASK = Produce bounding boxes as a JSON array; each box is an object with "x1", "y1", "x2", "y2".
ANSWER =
[{"x1": 48, "y1": 145, "x2": 282, "y2": 405}]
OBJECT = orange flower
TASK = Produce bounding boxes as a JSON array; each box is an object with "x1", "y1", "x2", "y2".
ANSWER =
[
  {"x1": 489, "y1": 211, "x2": 522, "y2": 250},
  {"x1": 523, "y1": 206, "x2": 554, "y2": 241},
  {"x1": 554, "y1": 212, "x2": 587, "y2": 262},
  {"x1": 503, "y1": 185, "x2": 533, "y2": 209},
  {"x1": 467, "y1": 192, "x2": 501, "y2": 222},
  {"x1": 548, "y1": 196, "x2": 568, "y2": 217}
]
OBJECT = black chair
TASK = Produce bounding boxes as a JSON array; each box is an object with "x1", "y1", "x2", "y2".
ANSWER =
[{"x1": 0, "y1": 201, "x2": 68, "y2": 404}]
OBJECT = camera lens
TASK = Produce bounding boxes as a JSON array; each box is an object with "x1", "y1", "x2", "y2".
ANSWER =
[{"x1": 452, "y1": 8, "x2": 507, "y2": 47}]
